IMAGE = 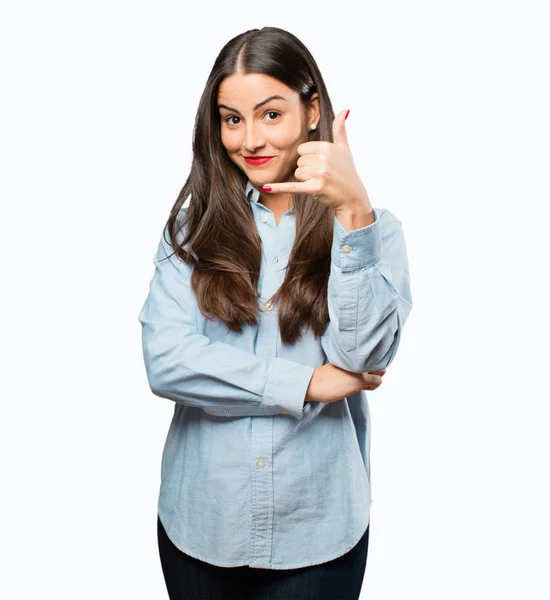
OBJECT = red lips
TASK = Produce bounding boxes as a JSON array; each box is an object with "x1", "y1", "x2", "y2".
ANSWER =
[{"x1": 244, "y1": 156, "x2": 274, "y2": 166}]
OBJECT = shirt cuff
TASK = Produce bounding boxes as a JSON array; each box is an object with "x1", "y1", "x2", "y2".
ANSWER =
[
  {"x1": 263, "y1": 358, "x2": 316, "y2": 419},
  {"x1": 331, "y1": 208, "x2": 382, "y2": 272}
]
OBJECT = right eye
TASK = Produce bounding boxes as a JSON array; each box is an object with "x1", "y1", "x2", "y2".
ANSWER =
[{"x1": 225, "y1": 116, "x2": 241, "y2": 126}]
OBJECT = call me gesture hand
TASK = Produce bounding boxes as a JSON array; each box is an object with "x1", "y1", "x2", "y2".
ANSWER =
[{"x1": 262, "y1": 109, "x2": 374, "y2": 225}]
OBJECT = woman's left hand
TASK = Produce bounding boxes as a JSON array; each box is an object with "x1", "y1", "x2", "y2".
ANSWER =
[{"x1": 262, "y1": 109, "x2": 372, "y2": 213}]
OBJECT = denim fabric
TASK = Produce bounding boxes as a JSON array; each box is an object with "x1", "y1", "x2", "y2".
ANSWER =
[{"x1": 138, "y1": 179, "x2": 412, "y2": 569}]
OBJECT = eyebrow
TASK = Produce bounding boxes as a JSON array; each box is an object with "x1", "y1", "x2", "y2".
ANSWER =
[{"x1": 218, "y1": 95, "x2": 287, "y2": 115}]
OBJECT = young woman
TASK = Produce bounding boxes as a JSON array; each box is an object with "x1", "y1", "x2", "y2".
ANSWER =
[{"x1": 138, "y1": 26, "x2": 413, "y2": 600}]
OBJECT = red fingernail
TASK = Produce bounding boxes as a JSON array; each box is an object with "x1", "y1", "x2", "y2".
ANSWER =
[
  {"x1": 345, "y1": 109, "x2": 350, "y2": 120},
  {"x1": 262, "y1": 185, "x2": 272, "y2": 192}
]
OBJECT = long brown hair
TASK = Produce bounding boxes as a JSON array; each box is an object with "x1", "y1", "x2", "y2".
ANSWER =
[{"x1": 165, "y1": 26, "x2": 337, "y2": 346}]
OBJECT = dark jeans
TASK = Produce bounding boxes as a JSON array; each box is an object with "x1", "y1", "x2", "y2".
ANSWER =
[{"x1": 157, "y1": 515, "x2": 369, "y2": 600}]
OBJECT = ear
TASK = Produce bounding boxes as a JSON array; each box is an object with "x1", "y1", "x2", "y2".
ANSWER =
[{"x1": 306, "y1": 92, "x2": 321, "y2": 129}]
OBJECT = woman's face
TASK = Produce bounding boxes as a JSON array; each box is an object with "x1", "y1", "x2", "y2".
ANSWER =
[{"x1": 218, "y1": 72, "x2": 319, "y2": 189}]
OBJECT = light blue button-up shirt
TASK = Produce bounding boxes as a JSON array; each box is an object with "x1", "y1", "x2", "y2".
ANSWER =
[{"x1": 138, "y1": 179, "x2": 413, "y2": 569}]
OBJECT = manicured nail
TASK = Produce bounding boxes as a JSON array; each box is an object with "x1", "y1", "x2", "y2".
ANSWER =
[
  {"x1": 345, "y1": 109, "x2": 350, "y2": 120},
  {"x1": 262, "y1": 185, "x2": 272, "y2": 192}
]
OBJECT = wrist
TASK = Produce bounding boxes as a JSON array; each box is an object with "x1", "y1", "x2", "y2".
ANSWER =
[{"x1": 334, "y1": 192, "x2": 374, "y2": 231}]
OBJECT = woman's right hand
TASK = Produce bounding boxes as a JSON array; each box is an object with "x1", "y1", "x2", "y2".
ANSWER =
[{"x1": 305, "y1": 363, "x2": 387, "y2": 404}]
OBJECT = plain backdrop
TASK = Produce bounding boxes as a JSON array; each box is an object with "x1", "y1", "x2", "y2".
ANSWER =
[{"x1": 1, "y1": 1, "x2": 548, "y2": 598}]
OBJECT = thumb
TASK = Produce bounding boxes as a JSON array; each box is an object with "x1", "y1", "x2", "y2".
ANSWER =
[{"x1": 332, "y1": 108, "x2": 350, "y2": 148}]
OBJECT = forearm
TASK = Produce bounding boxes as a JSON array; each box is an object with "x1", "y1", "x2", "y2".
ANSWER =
[{"x1": 321, "y1": 208, "x2": 413, "y2": 373}]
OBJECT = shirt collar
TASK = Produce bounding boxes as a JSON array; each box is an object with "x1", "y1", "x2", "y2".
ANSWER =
[{"x1": 246, "y1": 179, "x2": 260, "y2": 204}]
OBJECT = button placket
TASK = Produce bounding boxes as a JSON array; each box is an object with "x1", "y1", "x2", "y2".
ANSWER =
[{"x1": 250, "y1": 416, "x2": 274, "y2": 567}]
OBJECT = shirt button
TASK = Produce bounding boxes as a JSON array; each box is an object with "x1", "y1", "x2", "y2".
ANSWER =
[
  {"x1": 256, "y1": 459, "x2": 265, "y2": 468},
  {"x1": 274, "y1": 256, "x2": 279, "y2": 263},
  {"x1": 261, "y1": 215, "x2": 268, "y2": 223},
  {"x1": 281, "y1": 410, "x2": 288, "y2": 414},
  {"x1": 265, "y1": 301, "x2": 273, "y2": 311},
  {"x1": 341, "y1": 244, "x2": 352, "y2": 253}
]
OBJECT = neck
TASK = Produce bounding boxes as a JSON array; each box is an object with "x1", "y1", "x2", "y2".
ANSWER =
[{"x1": 258, "y1": 191, "x2": 294, "y2": 213}]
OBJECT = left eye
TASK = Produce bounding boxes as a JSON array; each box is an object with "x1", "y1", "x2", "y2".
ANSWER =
[{"x1": 265, "y1": 111, "x2": 280, "y2": 121}]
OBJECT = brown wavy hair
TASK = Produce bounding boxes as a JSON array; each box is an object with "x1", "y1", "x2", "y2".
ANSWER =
[{"x1": 164, "y1": 26, "x2": 338, "y2": 347}]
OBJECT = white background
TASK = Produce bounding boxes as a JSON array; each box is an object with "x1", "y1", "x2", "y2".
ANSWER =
[{"x1": 1, "y1": 1, "x2": 549, "y2": 598}]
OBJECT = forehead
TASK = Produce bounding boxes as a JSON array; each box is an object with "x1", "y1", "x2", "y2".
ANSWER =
[{"x1": 217, "y1": 73, "x2": 296, "y2": 107}]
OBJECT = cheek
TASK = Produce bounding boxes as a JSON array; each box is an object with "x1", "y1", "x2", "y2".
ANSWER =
[
  {"x1": 221, "y1": 129, "x2": 240, "y2": 153},
  {"x1": 270, "y1": 121, "x2": 303, "y2": 149}
]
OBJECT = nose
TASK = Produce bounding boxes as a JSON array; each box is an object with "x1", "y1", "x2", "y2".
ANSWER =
[{"x1": 243, "y1": 121, "x2": 265, "y2": 154}]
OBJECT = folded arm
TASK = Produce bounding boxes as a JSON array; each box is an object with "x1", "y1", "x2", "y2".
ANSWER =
[{"x1": 138, "y1": 217, "x2": 315, "y2": 419}]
